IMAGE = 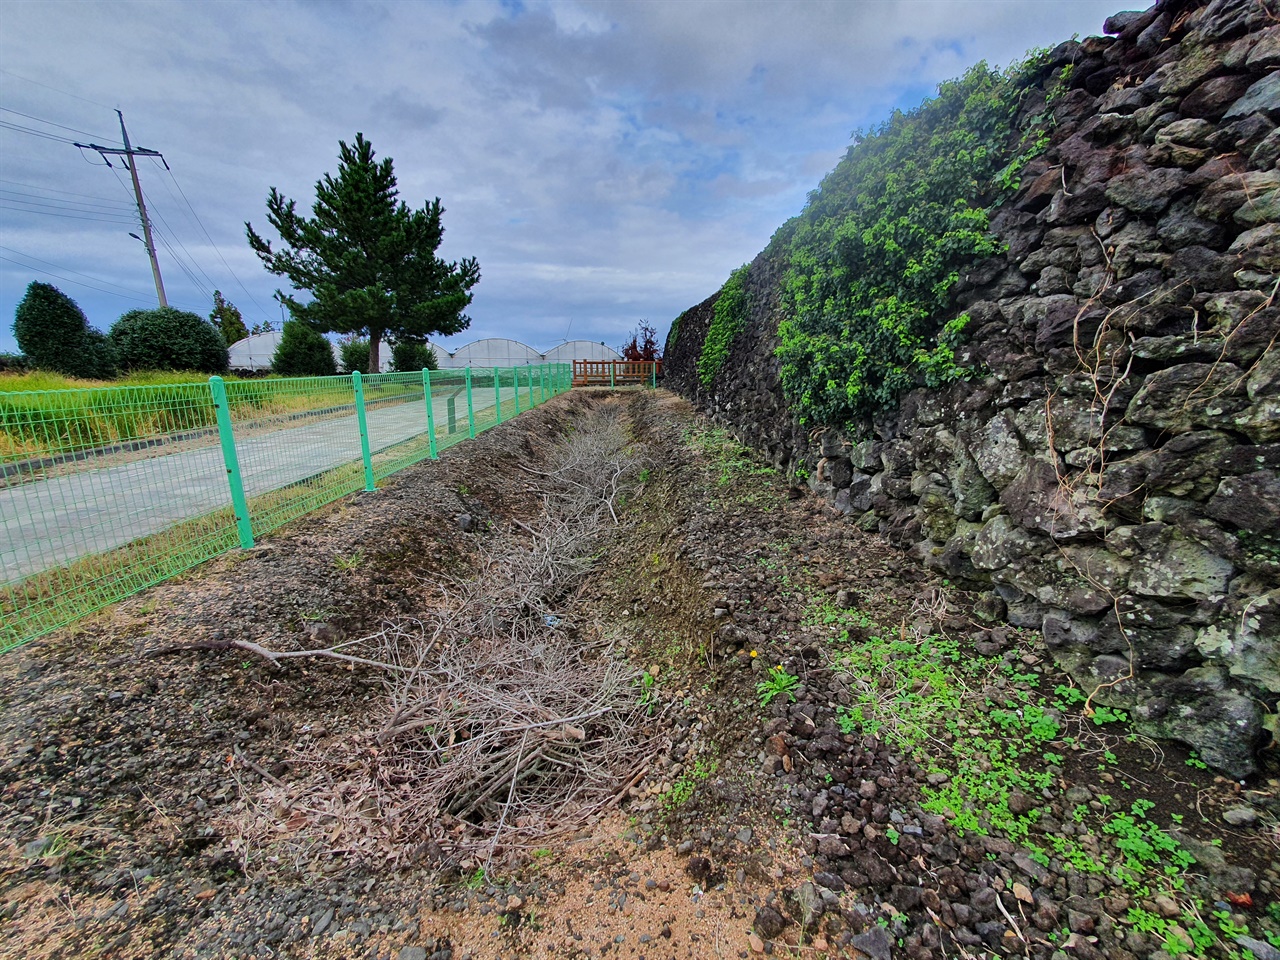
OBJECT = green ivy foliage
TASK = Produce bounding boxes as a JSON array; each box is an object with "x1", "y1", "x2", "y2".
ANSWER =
[
  {"x1": 665, "y1": 310, "x2": 686, "y2": 358},
  {"x1": 697, "y1": 265, "x2": 750, "y2": 387},
  {"x1": 773, "y1": 60, "x2": 1042, "y2": 427}
]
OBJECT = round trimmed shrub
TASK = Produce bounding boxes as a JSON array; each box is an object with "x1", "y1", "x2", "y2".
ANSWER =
[
  {"x1": 273, "y1": 320, "x2": 337, "y2": 377},
  {"x1": 340, "y1": 339, "x2": 370, "y2": 374},
  {"x1": 12, "y1": 281, "x2": 116, "y2": 379},
  {"x1": 110, "y1": 307, "x2": 229, "y2": 373},
  {"x1": 391, "y1": 340, "x2": 438, "y2": 372}
]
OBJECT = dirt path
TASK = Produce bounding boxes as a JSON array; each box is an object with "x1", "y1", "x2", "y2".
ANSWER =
[{"x1": 0, "y1": 391, "x2": 1275, "y2": 960}]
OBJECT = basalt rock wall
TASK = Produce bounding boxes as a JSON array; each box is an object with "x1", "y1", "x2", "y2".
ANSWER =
[{"x1": 664, "y1": 0, "x2": 1280, "y2": 777}]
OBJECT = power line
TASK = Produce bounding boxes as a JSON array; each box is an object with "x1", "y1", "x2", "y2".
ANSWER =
[
  {"x1": 0, "y1": 193, "x2": 136, "y2": 216},
  {"x1": 0, "y1": 201, "x2": 137, "y2": 224},
  {"x1": 0, "y1": 106, "x2": 117, "y2": 144},
  {"x1": 0, "y1": 189, "x2": 135, "y2": 214},
  {"x1": 0, "y1": 254, "x2": 181, "y2": 307},
  {"x1": 0, "y1": 244, "x2": 164, "y2": 299},
  {"x1": 155, "y1": 160, "x2": 274, "y2": 322},
  {"x1": 143, "y1": 179, "x2": 219, "y2": 295},
  {"x1": 149, "y1": 219, "x2": 214, "y2": 302},
  {"x1": 0, "y1": 68, "x2": 115, "y2": 111},
  {"x1": 0, "y1": 119, "x2": 81, "y2": 145},
  {"x1": 0, "y1": 179, "x2": 134, "y2": 206},
  {"x1": 140, "y1": 184, "x2": 220, "y2": 302}
]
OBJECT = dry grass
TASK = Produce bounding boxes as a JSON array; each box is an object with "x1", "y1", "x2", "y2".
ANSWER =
[{"x1": 220, "y1": 399, "x2": 663, "y2": 876}]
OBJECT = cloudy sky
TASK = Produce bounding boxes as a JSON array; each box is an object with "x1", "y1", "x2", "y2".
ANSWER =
[{"x1": 1, "y1": 0, "x2": 1121, "y2": 360}]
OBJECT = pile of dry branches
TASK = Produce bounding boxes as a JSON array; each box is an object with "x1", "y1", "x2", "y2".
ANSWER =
[{"x1": 225, "y1": 400, "x2": 662, "y2": 874}]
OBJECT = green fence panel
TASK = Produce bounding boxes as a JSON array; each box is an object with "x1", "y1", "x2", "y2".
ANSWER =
[
  {"x1": 0, "y1": 379, "x2": 236, "y2": 651},
  {"x1": 354, "y1": 370, "x2": 431, "y2": 481},
  {"x1": 427, "y1": 368, "x2": 471, "y2": 455},
  {"x1": 0, "y1": 362, "x2": 576, "y2": 654}
]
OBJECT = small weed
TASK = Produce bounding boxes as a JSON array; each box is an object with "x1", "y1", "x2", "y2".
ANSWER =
[
  {"x1": 757, "y1": 666, "x2": 800, "y2": 707},
  {"x1": 665, "y1": 757, "x2": 717, "y2": 809},
  {"x1": 638, "y1": 670, "x2": 658, "y2": 715},
  {"x1": 333, "y1": 549, "x2": 365, "y2": 572},
  {"x1": 465, "y1": 866, "x2": 487, "y2": 889},
  {"x1": 1088, "y1": 704, "x2": 1128, "y2": 726}
]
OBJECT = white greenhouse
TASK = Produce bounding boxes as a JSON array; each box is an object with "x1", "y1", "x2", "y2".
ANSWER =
[{"x1": 229, "y1": 333, "x2": 621, "y2": 373}]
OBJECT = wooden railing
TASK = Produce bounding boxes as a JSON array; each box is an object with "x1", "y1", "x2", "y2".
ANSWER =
[{"x1": 572, "y1": 360, "x2": 661, "y2": 388}]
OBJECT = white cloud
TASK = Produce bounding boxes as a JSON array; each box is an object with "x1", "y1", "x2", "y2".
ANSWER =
[{"x1": 1, "y1": 0, "x2": 1118, "y2": 356}]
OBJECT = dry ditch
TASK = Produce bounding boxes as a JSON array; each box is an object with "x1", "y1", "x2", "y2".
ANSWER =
[{"x1": 0, "y1": 389, "x2": 1276, "y2": 960}]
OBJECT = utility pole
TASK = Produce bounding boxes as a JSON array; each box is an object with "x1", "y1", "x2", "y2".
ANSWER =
[{"x1": 75, "y1": 111, "x2": 168, "y2": 307}]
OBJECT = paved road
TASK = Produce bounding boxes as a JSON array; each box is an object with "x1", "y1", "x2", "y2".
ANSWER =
[{"x1": 0, "y1": 389, "x2": 506, "y2": 583}]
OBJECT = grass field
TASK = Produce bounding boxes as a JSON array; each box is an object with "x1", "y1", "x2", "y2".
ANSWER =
[{"x1": 0, "y1": 370, "x2": 447, "y2": 465}]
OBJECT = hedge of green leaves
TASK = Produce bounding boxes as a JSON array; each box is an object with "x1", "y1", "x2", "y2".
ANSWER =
[
  {"x1": 697, "y1": 264, "x2": 750, "y2": 387},
  {"x1": 770, "y1": 59, "x2": 1046, "y2": 427}
]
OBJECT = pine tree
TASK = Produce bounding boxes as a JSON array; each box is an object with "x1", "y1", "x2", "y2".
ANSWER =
[
  {"x1": 210, "y1": 290, "x2": 249, "y2": 344},
  {"x1": 246, "y1": 133, "x2": 480, "y2": 373}
]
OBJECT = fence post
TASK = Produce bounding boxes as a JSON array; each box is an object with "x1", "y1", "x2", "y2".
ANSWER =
[
  {"x1": 422, "y1": 368, "x2": 438, "y2": 458},
  {"x1": 209, "y1": 376, "x2": 255, "y2": 550},
  {"x1": 610, "y1": 361, "x2": 615, "y2": 389},
  {"x1": 513, "y1": 367, "x2": 521, "y2": 414},
  {"x1": 526, "y1": 365, "x2": 534, "y2": 407},
  {"x1": 465, "y1": 367, "x2": 476, "y2": 437},
  {"x1": 491, "y1": 366, "x2": 501, "y2": 424},
  {"x1": 352, "y1": 370, "x2": 376, "y2": 491},
  {"x1": 651, "y1": 361, "x2": 657, "y2": 389}
]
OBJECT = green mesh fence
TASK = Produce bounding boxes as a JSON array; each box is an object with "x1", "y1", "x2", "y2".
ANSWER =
[{"x1": 0, "y1": 363, "x2": 572, "y2": 652}]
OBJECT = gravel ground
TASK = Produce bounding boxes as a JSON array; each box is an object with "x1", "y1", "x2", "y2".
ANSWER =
[{"x1": 1, "y1": 389, "x2": 1276, "y2": 960}]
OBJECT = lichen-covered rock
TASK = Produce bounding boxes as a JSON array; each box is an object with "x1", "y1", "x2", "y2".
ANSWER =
[
  {"x1": 1128, "y1": 525, "x2": 1234, "y2": 600},
  {"x1": 1195, "y1": 169, "x2": 1280, "y2": 221},
  {"x1": 1145, "y1": 430, "x2": 1235, "y2": 499},
  {"x1": 1131, "y1": 670, "x2": 1261, "y2": 779},
  {"x1": 1001, "y1": 545, "x2": 1129, "y2": 615},
  {"x1": 961, "y1": 412, "x2": 1026, "y2": 490},
  {"x1": 993, "y1": 458, "x2": 1105, "y2": 542},
  {"x1": 917, "y1": 488, "x2": 958, "y2": 543},
  {"x1": 971, "y1": 514, "x2": 1045, "y2": 572},
  {"x1": 1197, "y1": 589, "x2": 1280, "y2": 692},
  {"x1": 1156, "y1": 197, "x2": 1229, "y2": 249},
  {"x1": 1125, "y1": 362, "x2": 1248, "y2": 431},
  {"x1": 1207, "y1": 469, "x2": 1280, "y2": 534},
  {"x1": 1106, "y1": 167, "x2": 1189, "y2": 215},
  {"x1": 1223, "y1": 70, "x2": 1280, "y2": 120},
  {"x1": 1229, "y1": 221, "x2": 1280, "y2": 274}
]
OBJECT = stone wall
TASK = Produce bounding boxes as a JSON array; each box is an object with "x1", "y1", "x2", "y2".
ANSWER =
[{"x1": 664, "y1": 0, "x2": 1279, "y2": 777}]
